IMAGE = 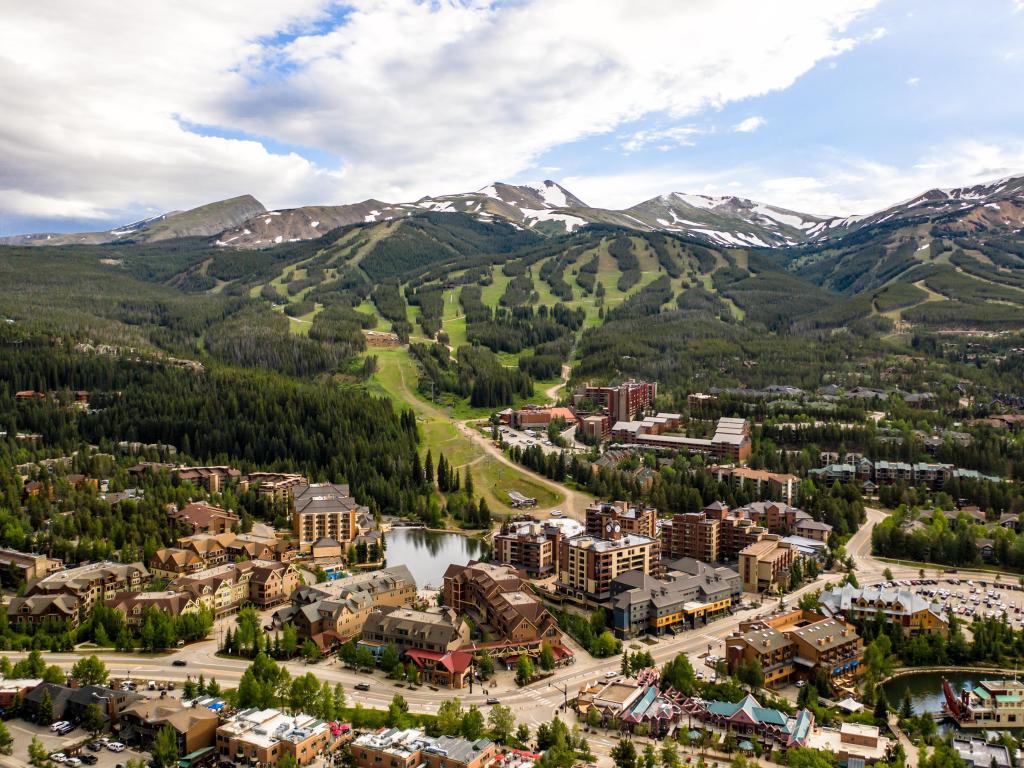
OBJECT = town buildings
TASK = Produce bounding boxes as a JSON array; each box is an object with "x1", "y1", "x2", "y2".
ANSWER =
[
  {"x1": 574, "y1": 380, "x2": 657, "y2": 424},
  {"x1": 739, "y1": 537, "x2": 796, "y2": 593},
  {"x1": 818, "y1": 585, "x2": 948, "y2": 636},
  {"x1": 169, "y1": 501, "x2": 240, "y2": 535},
  {"x1": 493, "y1": 521, "x2": 562, "y2": 576},
  {"x1": 610, "y1": 415, "x2": 752, "y2": 462},
  {"x1": 586, "y1": 500, "x2": 657, "y2": 539},
  {"x1": 119, "y1": 699, "x2": 219, "y2": 757},
  {"x1": 216, "y1": 707, "x2": 335, "y2": 766},
  {"x1": 725, "y1": 610, "x2": 863, "y2": 688},
  {"x1": 106, "y1": 591, "x2": 206, "y2": 628},
  {"x1": 810, "y1": 459, "x2": 1001, "y2": 490},
  {"x1": 167, "y1": 559, "x2": 301, "y2": 616},
  {"x1": 556, "y1": 527, "x2": 659, "y2": 603},
  {"x1": 507, "y1": 405, "x2": 577, "y2": 430},
  {"x1": 611, "y1": 558, "x2": 741, "y2": 638},
  {"x1": 292, "y1": 483, "x2": 361, "y2": 553},
  {"x1": 8, "y1": 561, "x2": 149, "y2": 627},
  {"x1": 361, "y1": 606, "x2": 471, "y2": 656},
  {"x1": 0, "y1": 548, "x2": 62, "y2": 587},
  {"x1": 576, "y1": 669, "x2": 686, "y2": 738},
  {"x1": 708, "y1": 467, "x2": 799, "y2": 505},
  {"x1": 698, "y1": 693, "x2": 815, "y2": 749},
  {"x1": 351, "y1": 728, "x2": 499, "y2": 768},
  {"x1": 273, "y1": 565, "x2": 417, "y2": 648},
  {"x1": 442, "y1": 561, "x2": 563, "y2": 651},
  {"x1": 806, "y1": 723, "x2": 892, "y2": 764},
  {"x1": 661, "y1": 501, "x2": 829, "y2": 582}
]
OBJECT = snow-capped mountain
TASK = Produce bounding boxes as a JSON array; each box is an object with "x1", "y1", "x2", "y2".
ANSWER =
[
  {"x1": 621, "y1": 192, "x2": 829, "y2": 248},
  {"x1": 6, "y1": 174, "x2": 1023, "y2": 250}
]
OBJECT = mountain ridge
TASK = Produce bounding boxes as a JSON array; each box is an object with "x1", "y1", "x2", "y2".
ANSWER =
[{"x1": 4, "y1": 174, "x2": 1023, "y2": 251}]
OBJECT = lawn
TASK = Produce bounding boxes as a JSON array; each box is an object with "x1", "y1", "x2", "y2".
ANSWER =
[{"x1": 363, "y1": 347, "x2": 565, "y2": 513}]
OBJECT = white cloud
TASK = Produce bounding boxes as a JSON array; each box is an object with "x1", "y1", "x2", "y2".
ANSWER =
[
  {"x1": 906, "y1": 76, "x2": 920, "y2": 86},
  {"x1": 866, "y1": 26, "x2": 888, "y2": 40},
  {"x1": 564, "y1": 139, "x2": 1024, "y2": 216},
  {"x1": 0, "y1": 0, "x2": 879, "y2": 229},
  {"x1": 733, "y1": 116, "x2": 767, "y2": 133},
  {"x1": 621, "y1": 125, "x2": 703, "y2": 153}
]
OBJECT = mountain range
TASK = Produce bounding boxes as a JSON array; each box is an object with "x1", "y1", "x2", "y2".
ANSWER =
[{"x1": 4, "y1": 175, "x2": 1022, "y2": 251}]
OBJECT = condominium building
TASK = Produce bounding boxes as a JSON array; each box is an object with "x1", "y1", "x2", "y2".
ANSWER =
[
  {"x1": 168, "y1": 559, "x2": 301, "y2": 616},
  {"x1": 708, "y1": 466, "x2": 799, "y2": 505},
  {"x1": 8, "y1": 561, "x2": 149, "y2": 626},
  {"x1": 169, "y1": 502, "x2": 240, "y2": 535},
  {"x1": 725, "y1": 610, "x2": 863, "y2": 688},
  {"x1": 119, "y1": 699, "x2": 219, "y2": 756},
  {"x1": 611, "y1": 558, "x2": 741, "y2": 638},
  {"x1": 360, "y1": 606, "x2": 471, "y2": 655},
  {"x1": 292, "y1": 483, "x2": 361, "y2": 552},
  {"x1": 273, "y1": 565, "x2": 417, "y2": 647},
  {"x1": 818, "y1": 585, "x2": 948, "y2": 636},
  {"x1": 586, "y1": 500, "x2": 657, "y2": 540},
  {"x1": 610, "y1": 416, "x2": 752, "y2": 462},
  {"x1": 173, "y1": 465, "x2": 243, "y2": 493},
  {"x1": 738, "y1": 537, "x2": 795, "y2": 593},
  {"x1": 493, "y1": 521, "x2": 561, "y2": 576},
  {"x1": 351, "y1": 728, "x2": 498, "y2": 768},
  {"x1": 106, "y1": 591, "x2": 206, "y2": 628},
  {"x1": 557, "y1": 529, "x2": 659, "y2": 603},
  {"x1": 216, "y1": 708, "x2": 334, "y2": 766},
  {"x1": 574, "y1": 380, "x2": 658, "y2": 424},
  {"x1": 442, "y1": 561, "x2": 562, "y2": 648},
  {"x1": 662, "y1": 502, "x2": 829, "y2": 569}
]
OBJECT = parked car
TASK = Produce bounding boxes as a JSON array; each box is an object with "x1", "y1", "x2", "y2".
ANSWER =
[
  {"x1": 87, "y1": 743, "x2": 104, "y2": 752},
  {"x1": 80, "y1": 756, "x2": 99, "y2": 766},
  {"x1": 65, "y1": 758, "x2": 83, "y2": 767},
  {"x1": 107, "y1": 742, "x2": 127, "y2": 753},
  {"x1": 49, "y1": 754, "x2": 67, "y2": 764},
  {"x1": 57, "y1": 723, "x2": 75, "y2": 735},
  {"x1": 50, "y1": 721, "x2": 70, "y2": 732}
]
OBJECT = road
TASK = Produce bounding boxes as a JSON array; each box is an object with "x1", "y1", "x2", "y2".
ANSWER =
[
  {"x1": 0, "y1": 506, "x2": 887, "y2": 727},
  {"x1": 6, "y1": 506, "x2": 1006, "y2": 767}
]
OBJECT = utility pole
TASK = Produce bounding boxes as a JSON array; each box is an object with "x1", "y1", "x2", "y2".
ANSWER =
[{"x1": 549, "y1": 681, "x2": 569, "y2": 710}]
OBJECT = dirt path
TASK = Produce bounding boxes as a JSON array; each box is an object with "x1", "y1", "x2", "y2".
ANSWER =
[
  {"x1": 453, "y1": 419, "x2": 592, "y2": 520},
  {"x1": 544, "y1": 363, "x2": 572, "y2": 403}
]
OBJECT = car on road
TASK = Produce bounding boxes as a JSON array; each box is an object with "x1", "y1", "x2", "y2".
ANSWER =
[
  {"x1": 172, "y1": 659, "x2": 187, "y2": 666},
  {"x1": 486, "y1": 697, "x2": 501, "y2": 705},
  {"x1": 354, "y1": 683, "x2": 371, "y2": 691},
  {"x1": 604, "y1": 671, "x2": 616, "y2": 678},
  {"x1": 796, "y1": 680, "x2": 807, "y2": 688},
  {"x1": 550, "y1": 510, "x2": 564, "y2": 518}
]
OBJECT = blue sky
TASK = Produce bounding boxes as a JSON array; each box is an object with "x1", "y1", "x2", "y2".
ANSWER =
[{"x1": 2, "y1": 0, "x2": 1023, "y2": 235}]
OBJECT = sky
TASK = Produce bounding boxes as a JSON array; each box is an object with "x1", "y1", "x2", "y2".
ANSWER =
[{"x1": 1, "y1": 0, "x2": 1023, "y2": 235}]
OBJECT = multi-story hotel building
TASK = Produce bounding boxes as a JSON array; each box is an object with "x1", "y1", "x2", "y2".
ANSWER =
[
  {"x1": 493, "y1": 521, "x2": 561, "y2": 576},
  {"x1": 291, "y1": 483, "x2": 361, "y2": 552},
  {"x1": 557, "y1": 527, "x2": 659, "y2": 603}
]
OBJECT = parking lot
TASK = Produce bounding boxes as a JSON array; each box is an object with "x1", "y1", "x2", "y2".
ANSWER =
[
  {"x1": 7, "y1": 719, "x2": 148, "y2": 768},
  {"x1": 496, "y1": 424, "x2": 582, "y2": 456},
  {"x1": 881, "y1": 575, "x2": 1024, "y2": 628}
]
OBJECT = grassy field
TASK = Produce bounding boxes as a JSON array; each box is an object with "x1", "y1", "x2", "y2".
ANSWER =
[{"x1": 364, "y1": 347, "x2": 563, "y2": 513}]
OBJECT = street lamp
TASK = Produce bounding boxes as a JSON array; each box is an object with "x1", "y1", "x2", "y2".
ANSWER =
[{"x1": 549, "y1": 681, "x2": 568, "y2": 710}]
